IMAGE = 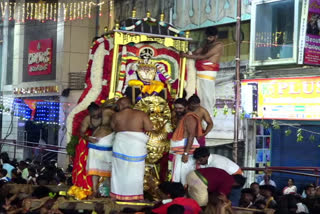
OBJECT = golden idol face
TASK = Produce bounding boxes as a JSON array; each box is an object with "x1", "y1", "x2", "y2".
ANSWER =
[
  {"x1": 134, "y1": 96, "x2": 171, "y2": 131},
  {"x1": 137, "y1": 66, "x2": 156, "y2": 83}
]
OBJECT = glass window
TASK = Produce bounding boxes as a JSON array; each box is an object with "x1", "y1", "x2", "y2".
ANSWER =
[
  {"x1": 255, "y1": 124, "x2": 271, "y2": 183},
  {"x1": 250, "y1": 0, "x2": 299, "y2": 66}
]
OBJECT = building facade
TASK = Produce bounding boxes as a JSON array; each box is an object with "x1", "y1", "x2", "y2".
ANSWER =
[
  {"x1": 243, "y1": 0, "x2": 320, "y2": 189},
  {"x1": 0, "y1": 0, "x2": 114, "y2": 168}
]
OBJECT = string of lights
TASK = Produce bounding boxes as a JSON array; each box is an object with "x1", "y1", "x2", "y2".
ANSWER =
[{"x1": 0, "y1": 1, "x2": 113, "y2": 23}]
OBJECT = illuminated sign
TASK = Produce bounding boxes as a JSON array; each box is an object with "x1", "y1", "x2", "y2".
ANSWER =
[
  {"x1": 28, "y1": 39, "x2": 52, "y2": 76},
  {"x1": 242, "y1": 76, "x2": 320, "y2": 120}
]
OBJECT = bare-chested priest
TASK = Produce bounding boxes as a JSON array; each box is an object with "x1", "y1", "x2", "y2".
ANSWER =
[
  {"x1": 110, "y1": 97, "x2": 153, "y2": 201},
  {"x1": 80, "y1": 102, "x2": 115, "y2": 197},
  {"x1": 182, "y1": 26, "x2": 224, "y2": 114}
]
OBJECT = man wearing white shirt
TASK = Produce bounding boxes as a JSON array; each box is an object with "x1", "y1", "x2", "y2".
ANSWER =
[
  {"x1": 259, "y1": 174, "x2": 277, "y2": 187},
  {"x1": 193, "y1": 147, "x2": 243, "y2": 175}
]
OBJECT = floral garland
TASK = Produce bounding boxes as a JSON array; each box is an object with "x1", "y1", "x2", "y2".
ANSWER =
[
  {"x1": 120, "y1": 17, "x2": 184, "y2": 36},
  {"x1": 66, "y1": 37, "x2": 111, "y2": 145}
]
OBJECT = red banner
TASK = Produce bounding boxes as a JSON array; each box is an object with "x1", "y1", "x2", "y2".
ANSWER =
[{"x1": 28, "y1": 39, "x2": 53, "y2": 76}]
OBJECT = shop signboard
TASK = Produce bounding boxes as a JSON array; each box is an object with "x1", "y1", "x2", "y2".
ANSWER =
[
  {"x1": 298, "y1": 0, "x2": 320, "y2": 65},
  {"x1": 242, "y1": 77, "x2": 320, "y2": 120},
  {"x1": 28, "y1": 38, "x2": 52, "y2": 76}
]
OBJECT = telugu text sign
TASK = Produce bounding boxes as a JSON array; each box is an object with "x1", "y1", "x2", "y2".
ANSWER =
[{"x1": 28, "y1": 39, "x2": 53, "y2": 76}]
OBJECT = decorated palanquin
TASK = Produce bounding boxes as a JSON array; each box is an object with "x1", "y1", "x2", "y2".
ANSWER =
[{"x1": 66, "y1": 10, "x2": 191, "y2": 200}]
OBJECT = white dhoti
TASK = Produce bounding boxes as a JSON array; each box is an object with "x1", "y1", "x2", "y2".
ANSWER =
[
  {"x1": 170, "y1": 138, "x2": 199, "y2": 185},
  {"x1": 110, "y1": 131, "x2": 149, "y2": 201},
  {"x1": 87, "y1": 133, "x2": 114, "y2": 177},
  {"x1": 196, "y1": 60, "x2": 219, "y2": 114}
]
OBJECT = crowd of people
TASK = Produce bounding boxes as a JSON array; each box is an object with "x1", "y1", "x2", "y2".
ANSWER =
[
  {"x1": 0, "y1": 152, "x2": 74, "y2": 213},
  {"x1": 1, "y1": 149, "x2": 320, "y2": 214}
]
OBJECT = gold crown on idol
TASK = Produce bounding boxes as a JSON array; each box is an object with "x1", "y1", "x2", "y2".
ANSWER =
[{"x1": 137, "y1": 59, "x2": 156, "y2": 69}]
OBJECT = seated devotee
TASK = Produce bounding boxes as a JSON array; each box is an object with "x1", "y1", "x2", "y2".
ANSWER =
[
  {"x1": 283, "y1": 178, "x2": 297, "y2": 195},
  {"x1": 152, "y1": 182, "x2": 201, "y2": 214},
  {"x1": 0, "y1": 169, "x2": 10, "y2": 182},
  {"x1": 110, "y1": 97, "x2": 153, "y2": 201},
  {"x1": 239, "y1": 188, "x2": 256, "y2": 208},
  {"x1": 186, "y1": 167, "x2": 246, "y2": 206},
  {"x1": 260, "y1": 185, "x2": 277, "y2": 210},
  {"x1": 193, "y1": 147, "x2": 243, "y2": 175},
  {"x1": 250, "y1": 182, "x2": 265, "y2": 202},
  {"x1": 259, "y1": 174, "x2": 277, "y2": 187},
  {"x1": 302, "y1": 184, "x2": 316, "y2": 213}
]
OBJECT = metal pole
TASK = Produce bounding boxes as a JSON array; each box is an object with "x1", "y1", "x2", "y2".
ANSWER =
[
  {"x1": 233, "y1": 0, "x2": 241, "y2": 163},
  {"x1": 95, "y1": 0, "x2": 100, "y2": 37},
  {"x1": 13, "y1": 140, "x2": 16, "y2": 159}
]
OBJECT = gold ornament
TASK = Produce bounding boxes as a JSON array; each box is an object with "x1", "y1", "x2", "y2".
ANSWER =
[
  {"x1": 160, "y1": 12, "x2": 165, "y2": 22},
  {"x1": 132, "y1": 8, "x2": 136, "y2": 18}
]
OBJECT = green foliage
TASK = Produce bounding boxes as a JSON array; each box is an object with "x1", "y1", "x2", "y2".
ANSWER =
[
  {"x1": 240, "y1": 112, "x2": 245, "y2": 119},
  {"x1": 309, "y1": 135, "x2": 315, "y2": 142},
  {"x1": 66, "y1": 135, "x2": 79, "y2": 157},
  {"x1": 272, "y1": 120, "x2": 280, "y2": 130},
  {"x1": 261, "y1": 120, "x2": 270, "y2": 129},
  {"x1": 213, "y1": 107, "x2": 218, "y2": 117},
  {"x1": 223, "y1": 105, "x2": 229, "y2": 115},
  {"x1": 285, "y1": 128, "x2": 292, "y2": 136},
  {"x1": 297, "y1": 129, "x2": 303, "y2": 142}
]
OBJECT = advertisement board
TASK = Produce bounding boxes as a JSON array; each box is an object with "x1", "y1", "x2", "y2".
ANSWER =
[
  {"x1": 28, "y1": 39, "x2": 52, "y2": 76},
  {"x1": 242, "y1": 77, "x2": 320, "y2": 120},
  {"x1": 298, "y1": 0, "x2": 320, "y2": 65}
]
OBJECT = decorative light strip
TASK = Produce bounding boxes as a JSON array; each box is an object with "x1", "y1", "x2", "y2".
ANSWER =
[{"x1": 0, "y1": 1, "x2": 112, "y2": 22}]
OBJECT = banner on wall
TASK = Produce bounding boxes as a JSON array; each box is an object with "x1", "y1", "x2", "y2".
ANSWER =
[
  {"x1": 298, "y1": 0, "x2": 320, "y2": 65},
  {"x1": 242, "y1": 77, "x2": 320, "y2": 120},
  {"x1": 28, "y1": 39, "x2": 53, "y2": 76}
]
